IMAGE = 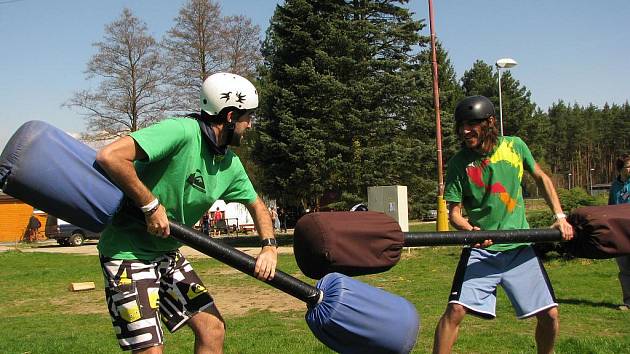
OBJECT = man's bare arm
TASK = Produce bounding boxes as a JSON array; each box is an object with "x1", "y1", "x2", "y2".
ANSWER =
[
  {"x1": 531, "y1": 163, "x2": 574, "y2": 240},
  {"x1": 246, "y1": 197, "x2": 278, "y2": 280},
  {"x1": 96, "y1": 136, "x2": 169, "y2": 236}
]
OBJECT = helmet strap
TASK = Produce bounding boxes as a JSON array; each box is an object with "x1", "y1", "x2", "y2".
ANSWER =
[{"x1": 223, "y1": 121, "x2": 236, "y2": 147}]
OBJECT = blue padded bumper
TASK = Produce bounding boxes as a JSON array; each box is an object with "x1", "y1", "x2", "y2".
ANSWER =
[
  {"x1": 0, "y1": 121, "x2": 124, "y2": 232},
  {"x1": 306, "y1": 273, "x2": 420, "y2": 354}
]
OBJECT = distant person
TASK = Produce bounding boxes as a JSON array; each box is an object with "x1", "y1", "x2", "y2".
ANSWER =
[
  {"x1": 25, "y1": 215, "x2": 41, "y2": 242},
  {"x1": 201, "y1": 211, "x2": 210, "y2": 236},
  {"x1": 432, "y1": 96, "x2": 573, "y2": 354},
  {"x1": 273, "y1": 207, "x2": 280, "y2": 231},
  {"x1": 278, "y1": 208, "x2": 288, "y2": 233},
  {"x1": 609, "y1": 153, "x2": 630, "y2": 311},
  {"x1": 213, "y1": 207, "x2": 223, "y2": 237},
  {"x1": 95, "y1": 72, "x2": 277, "y2": 353},
  {"x1": 269, "y1": 207, "x2": 279, "y2": 231}
]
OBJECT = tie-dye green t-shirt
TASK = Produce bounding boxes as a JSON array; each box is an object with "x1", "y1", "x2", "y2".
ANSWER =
[{"x1": 444, "y1": 136, "x2": 536, "y2": 251}]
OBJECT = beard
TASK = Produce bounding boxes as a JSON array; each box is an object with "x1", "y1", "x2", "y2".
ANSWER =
[
  {"x1": 457, "y1": 120, "x2": 498, "y2": 154},
  {"x1": 230, "y1": 130, "x2": 244, "y2": 146}
]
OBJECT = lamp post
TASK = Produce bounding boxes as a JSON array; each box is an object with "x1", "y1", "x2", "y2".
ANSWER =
[
  {"x1": 568, "y1": 173, "x2": 572, "y2": 190},
  {"x1": 589, "y1": 168, "x2": 595, "y2": 195},
  {"x1": 495, "y1": 58, "x2": 518, "y2": 136}
]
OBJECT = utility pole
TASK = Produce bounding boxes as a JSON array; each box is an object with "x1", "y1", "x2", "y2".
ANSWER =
[{"x1": 427, "y1": 0, "x2": 448, "y2": 231}]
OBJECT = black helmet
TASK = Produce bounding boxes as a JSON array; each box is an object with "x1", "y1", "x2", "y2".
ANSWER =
[{"x1": 454, "y1": 96, "x2": 495, "y2": 123}]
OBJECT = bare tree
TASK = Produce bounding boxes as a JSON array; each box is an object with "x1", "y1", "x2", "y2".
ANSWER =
[
  {"x1": 221, "y1": 15, "x2": 262, "y2": 77},
  {"x1": 64, "y1": 8, "x2": 171, "y2": 138},
  {"x1": 162, "y1": 0, "x2": 262, "y2": 113},
  {"x1": 162, "y1": 0, "x2": 223, "y2": 112}
]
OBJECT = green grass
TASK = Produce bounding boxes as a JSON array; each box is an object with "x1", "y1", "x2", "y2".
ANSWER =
[
  {"x1": 409, "y1": 222, "x2": 441, "y2": 232},
  {"x1": 409, "y1": 221, "x2": 456, "y2": 232},
  {"x1": 0, "y1": 249, "x2": 628, "y2": 353}
]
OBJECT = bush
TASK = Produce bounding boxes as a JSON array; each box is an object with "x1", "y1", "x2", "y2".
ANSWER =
[
  {"x1": 528, "y1": 188, "x2": 600, "y2": 227},
  {"x1": 530, "y1": 187, "x2": 605, "y2": 259},
  {"x1": 556, "y1": 187, "x2": 600, "y2": 211},
  {"x1": 527, "y1": 210, "x2": 554, "y2": 228}
]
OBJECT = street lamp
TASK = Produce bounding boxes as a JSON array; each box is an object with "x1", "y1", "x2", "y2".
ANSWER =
[
  {"x1": 589, "y1": 168, "x2": 595, "y2": 195},
  {"x1": 495, "y1": 58, "x2": 518, "y2": 136},
  {"x1": 568, "y1": 173, "x2": 572, "y2": 190}
]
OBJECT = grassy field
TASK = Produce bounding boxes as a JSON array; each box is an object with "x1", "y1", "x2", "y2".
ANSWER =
[{"x1": 0, "y1": 246, "x2": 628, "y2": 354}]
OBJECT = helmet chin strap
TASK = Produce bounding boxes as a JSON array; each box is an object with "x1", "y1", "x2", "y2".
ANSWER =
[{"x1": 223, "y1": 121, "x2": 236, "y2": 147}]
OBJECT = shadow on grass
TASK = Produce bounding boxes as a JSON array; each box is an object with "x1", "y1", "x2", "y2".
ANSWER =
[{"x1": 556, "y1": 298, "x2": 618, "y2": 309}]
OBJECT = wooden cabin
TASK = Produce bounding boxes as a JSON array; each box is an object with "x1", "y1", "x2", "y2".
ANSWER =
[{"x1": 0, "y1": 192, "x2": 47, "y2": 242}]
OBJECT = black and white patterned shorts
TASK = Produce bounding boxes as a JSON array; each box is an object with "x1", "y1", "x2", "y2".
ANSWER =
[{"x1": 100, "y1": 251, "x2": 214, "y2": 351}]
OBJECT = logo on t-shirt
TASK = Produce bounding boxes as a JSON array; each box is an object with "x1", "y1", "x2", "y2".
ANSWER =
[{"x1": 186, "y1": 170, "x2": 206, "y2": 192}]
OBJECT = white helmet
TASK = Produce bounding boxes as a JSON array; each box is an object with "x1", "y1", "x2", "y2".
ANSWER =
[{"x1": 200, "y1": 73, "x2": 259, "y2": 116}]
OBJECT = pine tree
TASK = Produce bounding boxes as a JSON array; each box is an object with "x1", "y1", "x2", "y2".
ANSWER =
[
  {"x1": 460, "y1": 60, "x2": 536, "y2": 139},
  {"x1": 253, "y1": 0, "x2": 433, "y2": 215},
  {"x1": 461, "y1": 60, "x2": 496, "y2": 99}
]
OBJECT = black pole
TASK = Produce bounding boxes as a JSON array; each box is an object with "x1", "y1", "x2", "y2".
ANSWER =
[
  {"x1": 403, "y1": 228, "x2": 562, "y2": 247},
  {"x1": 168, "y1": 221, "x2": 322, "y2": 306}
]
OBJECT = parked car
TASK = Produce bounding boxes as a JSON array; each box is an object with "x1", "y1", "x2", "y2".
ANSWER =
[{"x1": 45, "y1": 215, "x2": 100, "y2": 246}]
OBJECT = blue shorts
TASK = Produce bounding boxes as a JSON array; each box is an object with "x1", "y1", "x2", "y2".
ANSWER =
[{"x1": 448, "y1": 246, "x2": 557, "y2": 319}]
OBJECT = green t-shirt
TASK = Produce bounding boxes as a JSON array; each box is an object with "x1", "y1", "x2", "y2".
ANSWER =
[
  {"x1": 444, "y1": 136, "x2": 536, "y2": 251},
  {"x1": 97, "y1": 118, "x2": 257, "y2": 260}
]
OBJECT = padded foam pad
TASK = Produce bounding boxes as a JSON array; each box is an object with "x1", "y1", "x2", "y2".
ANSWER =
[
  {"x1": 294, "y1": 212, "x2": 404, "y2": 279},
  {"x1": 566, "y1": 203, "x2": 630, "y2": 258},
  {"x1": 0, "y1": 121, "x2": 124, "y2": 232},
  {"x1": 306, "y1": 272, "x2": 420, "y2": 354}
]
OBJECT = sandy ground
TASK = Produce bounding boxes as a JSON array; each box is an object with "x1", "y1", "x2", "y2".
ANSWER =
[{"x1": 0, "y1": 240, "x2": 306, "y2": 317}]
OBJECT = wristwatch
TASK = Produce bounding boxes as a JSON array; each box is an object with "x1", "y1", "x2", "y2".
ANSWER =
[
  {"x1": 553, "y1": 212, "x2": 567, "y2": 220},
  {"x1": 261, "y1": 238, "x2": 278, "y2": 248}
]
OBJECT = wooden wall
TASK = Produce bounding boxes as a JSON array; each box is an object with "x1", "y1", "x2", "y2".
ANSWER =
[{"x1": 0, "y1": 195, "x2": 47, "y2": 242}]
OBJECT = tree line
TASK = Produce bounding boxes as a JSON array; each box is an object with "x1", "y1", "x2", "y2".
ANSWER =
[{"x1": 67, "y1": 0, "x2": 630, "y2": 219}]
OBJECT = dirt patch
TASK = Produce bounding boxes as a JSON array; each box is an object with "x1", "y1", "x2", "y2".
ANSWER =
[
  {"x1": 211, "y1": 286, "x2": 305, "y2": 317},
  {"x1": 29, "y1": 282, "x2": 304, "y2": 318},
  {"x1": 53, "y1": 293, "x2": 106, "y2": 315},
  {"x1": 191, "y1": 267, "x2": 306, "y2": 316}
]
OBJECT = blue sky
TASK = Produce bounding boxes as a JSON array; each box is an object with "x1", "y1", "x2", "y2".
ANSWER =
[{"x1": 1, "y1": 0, "x2": 628, "y2": 152}]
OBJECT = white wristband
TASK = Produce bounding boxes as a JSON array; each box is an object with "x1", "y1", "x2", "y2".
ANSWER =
[
  {"x1": 140, "y1": 198, "x2": 159, "y2": 213},
  {"x1": 553, "y1": 212, "x2": 567, "y2": 220}
]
